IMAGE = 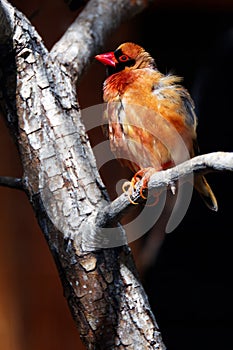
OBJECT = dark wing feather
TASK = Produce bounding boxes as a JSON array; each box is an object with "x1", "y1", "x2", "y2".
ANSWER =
[
  {"x1": 179, "y1": 88, "x2": 200, "y2": 155},
  {"x1": 179, "y1": 89, "x2": 197, "y2": 128}
]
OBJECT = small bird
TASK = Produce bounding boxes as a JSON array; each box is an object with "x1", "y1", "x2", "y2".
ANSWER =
[{"x1": 95, "y1": 42, "x2": 218, "y2": 211}]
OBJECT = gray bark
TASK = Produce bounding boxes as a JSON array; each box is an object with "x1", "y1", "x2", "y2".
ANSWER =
[{"x1": 0, "y1": 0, "x2": 165, "y2": 349}]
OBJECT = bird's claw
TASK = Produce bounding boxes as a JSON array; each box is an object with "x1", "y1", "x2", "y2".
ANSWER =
[
  {"x1": 122, "y1": 180, "x2": 139, "y2": 205},
  {"x1": 122, "y1": 167, "x2": 160, "y2": 205}
]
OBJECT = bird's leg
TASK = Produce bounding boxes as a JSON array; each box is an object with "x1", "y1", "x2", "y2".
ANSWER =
[
  {"x1": 131, "y1": 167, "x2": 154, "y2": 199},
  {"x1": 122, "y1": 180, "x2": 139, "y2": 205},
  {"x1": 123, "y1": 167, "x2": 161, "y2": 205}
]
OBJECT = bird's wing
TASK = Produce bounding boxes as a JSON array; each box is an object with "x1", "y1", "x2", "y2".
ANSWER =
[
  {"x1": 178, "y1": 88, "x2": 198, "y2": 129},
  {"x1": 177, "y1": 87, "x2": 200, "y2": 156}
]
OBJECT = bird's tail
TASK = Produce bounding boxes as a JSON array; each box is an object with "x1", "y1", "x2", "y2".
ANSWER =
[{"x1": 194, "y1": 175, "x2": 218, "y2": 212}]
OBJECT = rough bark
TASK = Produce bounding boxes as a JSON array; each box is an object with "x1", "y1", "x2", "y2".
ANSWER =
[{"x1": 0, "y1": 0, "x2": 165, "y2": 349}]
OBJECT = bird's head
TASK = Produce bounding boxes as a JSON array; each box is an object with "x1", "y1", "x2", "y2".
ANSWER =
[{"x1": 95, "y1": 42, "x2": 156, "y2": 76}]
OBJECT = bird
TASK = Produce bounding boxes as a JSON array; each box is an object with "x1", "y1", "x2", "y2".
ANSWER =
[{"x1": 95, "y1": 42, "x2": 218, "y2": 211}]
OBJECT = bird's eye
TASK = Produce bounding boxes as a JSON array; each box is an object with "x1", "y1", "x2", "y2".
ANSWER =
[{"x1": 119, "y1": 54, "x2": 129, "y2": 62}]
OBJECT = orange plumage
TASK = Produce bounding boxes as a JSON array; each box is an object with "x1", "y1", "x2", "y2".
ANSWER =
[{"x1": 95, "y1": 42, "x2": 218, "y2": 211}]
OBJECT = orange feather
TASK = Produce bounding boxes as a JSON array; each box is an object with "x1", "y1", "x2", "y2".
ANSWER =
[{"x1": 96, "y1": 42, "x2": 218, "y2": 211}]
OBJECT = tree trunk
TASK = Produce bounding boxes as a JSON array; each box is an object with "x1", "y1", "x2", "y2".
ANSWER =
[{"x1": 0, "y1": 0, "x2": 165, "y2": 348}]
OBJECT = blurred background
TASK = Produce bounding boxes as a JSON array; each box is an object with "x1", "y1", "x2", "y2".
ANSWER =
[{"x1": 0, "y1": 0, "x2": 233, "y2": 349}]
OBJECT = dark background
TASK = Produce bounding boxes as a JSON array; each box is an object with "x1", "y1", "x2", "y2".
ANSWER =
[
  {"x1": 0, "y1": 1, "x2": 232, "y2": 349},
  {"x1": 141, "y1": 7, "x2": 233, "y2": 350}
]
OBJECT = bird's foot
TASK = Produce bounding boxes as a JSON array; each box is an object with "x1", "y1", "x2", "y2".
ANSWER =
[{"x1": 122, "y1": 167, "x2": 160, "y2": 205}]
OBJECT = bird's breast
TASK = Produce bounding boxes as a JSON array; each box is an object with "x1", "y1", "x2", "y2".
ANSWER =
[
  {"x1": 103, "y1": 70, "x2": 136, "y2": 101},
  {"x1": 103, "y1": 70, "x2": 195, "y2": 171}
]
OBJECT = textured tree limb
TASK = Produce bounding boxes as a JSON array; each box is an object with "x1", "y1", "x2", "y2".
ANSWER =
[
  {"x1": 96, "y1": 152, "x2": 233, "y2": 227},
  {"x1": 0, "y1": 0, "x2": 166, "y2": 349}
]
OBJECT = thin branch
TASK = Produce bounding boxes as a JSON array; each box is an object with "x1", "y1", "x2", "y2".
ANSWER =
[
  {"x1": 96, "y1": 152, "x2": 233, "y2": 228},
  {"x1": 0, "y1": 176, "x2": 24, "y2": 190},
  {"x1": 148, "y1": 151, "x2": 233, "y2": 188}
]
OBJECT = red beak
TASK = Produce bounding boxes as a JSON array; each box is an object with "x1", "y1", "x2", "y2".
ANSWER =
[{"x1": 95, "y1": 52, "x2": 117, "y2": 67}]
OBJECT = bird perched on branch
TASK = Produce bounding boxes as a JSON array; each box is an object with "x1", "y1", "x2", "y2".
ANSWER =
[{"x1": 95, "y1": 42, "x2": 218, "y2": 211}]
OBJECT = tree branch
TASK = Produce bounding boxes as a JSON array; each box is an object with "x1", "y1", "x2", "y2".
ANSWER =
[
  {"x1": 0, "y1": 176, "x2": 24, "y2": 190},
  {"x1": 0, "y1": 0, "x2": 166, "y2": 349},
  {"x1": 96, "y1": 151, "x2": 233, "y2": 228}
]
